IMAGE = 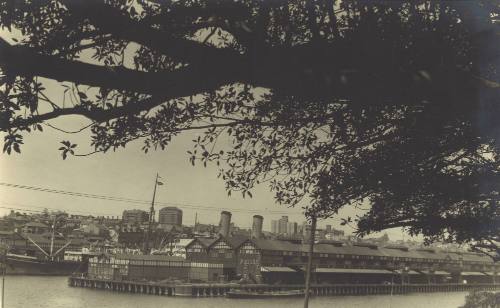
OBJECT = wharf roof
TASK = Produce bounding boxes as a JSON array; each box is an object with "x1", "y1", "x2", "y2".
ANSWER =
[
  {"x1": 226, "y1": 235, "x2": 248, "y2": 248},
  {"x1": 247, "y1": 240, "x2": 391, "y2": 257},
  {"x1": 413, "y1": 248, "x2": 449, "y2": 260},
  {"x1": 232, "y1": 237, "x2": 495, "y2": 263},
  {"x1": 457, "y1": 252, "x2": 493, "y2": 262},
  {"x1": 352, "y1": 242, "x2": 379, "y2": 249},
  {"x1": 261, "y1": 266, "x2": 297, "y2": 273},
  {"x1": 393, "y1": 269, "x2": 422, "y2": 275},
  {"x1": 384, "y1": 245, "x2": 409, "y2": 251},
  {"x1": 317, "y1": 240, "x2": 344, "y2": 246},
  {"x1": 380, "y1": 247, "x2": 423, "y2": 259},
  {"x1": 251, "y1": 238, "x2": 301, "y2": 251},
  {"x1": 338, "y1": 245, "x2": 386, "y2": 256},
  {"x1": 111, "y1": 254, "x2": 185, "y2": 261},
  {"x1": 311, "y1": 243, "x2": 387, "y2": 257},
  {"x1": 461, "y1": 271, "x2": 487, "y2": 276},
  {"x1": 433, "y1": 271, "x2": 451, "y2": 275}
]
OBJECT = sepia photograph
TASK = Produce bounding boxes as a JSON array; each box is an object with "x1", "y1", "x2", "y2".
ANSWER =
[{"x1": 0, "y1": 0, "x2": 498, "y2": 307}]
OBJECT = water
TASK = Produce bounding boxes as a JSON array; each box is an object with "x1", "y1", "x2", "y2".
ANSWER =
[{"x1": 2, "y1": 276, "x2": 468, "y2": 308}]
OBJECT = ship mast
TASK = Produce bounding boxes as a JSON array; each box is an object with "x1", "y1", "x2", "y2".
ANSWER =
[
  {"x1": 49, "y1": 215, "x2": 56, "y2": 260},
  {"x1": 144, "y1": 173, "x2": 161, "y2": 254}
]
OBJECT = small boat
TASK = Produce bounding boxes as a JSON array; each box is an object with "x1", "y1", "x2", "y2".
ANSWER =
[{"x1": 226, "y1": 289, "x2": 305, "y2": 299}]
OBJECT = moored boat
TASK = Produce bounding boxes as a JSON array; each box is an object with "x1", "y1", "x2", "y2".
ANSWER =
[
  {"x1": 2, "y1": 253, "x2": 84, "y2": 275},
  {"x1": 226, "y1": 289, "x2": 305, "y2": 299},
  {"x1": 0, "y1": 214, "x2": 102, "y2": 276}
]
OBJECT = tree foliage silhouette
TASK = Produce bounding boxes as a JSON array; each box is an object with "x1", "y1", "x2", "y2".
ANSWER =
[{"x1": 0, "y1": 0, "x2": 498, "y2": 256}]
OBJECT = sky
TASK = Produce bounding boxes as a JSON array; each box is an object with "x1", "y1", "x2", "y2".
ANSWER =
[
  {"x1": 0, "y1": 28, "x2": 412, "y2": 241},
  {"x1": 0, "y1": 87, "x2": 411, "y2": 240},
  {"x1": 0, "y1": 110, "x2": 353, "y2": 231}
]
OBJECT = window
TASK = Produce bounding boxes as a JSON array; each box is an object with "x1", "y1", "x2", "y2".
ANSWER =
[{"x1": 240, "y1": 243, "x2": 258, "y2": 255}]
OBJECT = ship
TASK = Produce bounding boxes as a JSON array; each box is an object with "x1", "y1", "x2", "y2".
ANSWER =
[
  {"x1": 0, "y1": 217, "x2": 100, "y2": 275},
  {"x1": 2, "y1": 252, "x2": 86, "y2": 275}
]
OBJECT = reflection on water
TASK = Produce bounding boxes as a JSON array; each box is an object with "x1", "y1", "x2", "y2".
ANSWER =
[{"x1": 4, "y1": 276, "x2": 467, "y2": 308}]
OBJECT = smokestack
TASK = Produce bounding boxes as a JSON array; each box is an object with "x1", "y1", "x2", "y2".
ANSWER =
[
  {"x1": 252, "y1": 215, "x2": 263, "y2": 239},
  {"x1": 219, "y1": 211, "x2": 232, "y2": 238}
]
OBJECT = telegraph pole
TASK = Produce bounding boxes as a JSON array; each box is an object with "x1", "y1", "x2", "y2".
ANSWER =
[
  {"x1": 1, "y1": 243, "x2": 7, "y2": 308},
  {"x1": 1, "y1": 254, "x2": 4, "y2": 308},
  {"x1": 303, "y1": 214, "x2": 317, "y2": 308}
]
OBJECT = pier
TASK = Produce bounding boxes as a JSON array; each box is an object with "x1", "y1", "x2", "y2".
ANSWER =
[{"x1": 68, "y1": 276, "x2": 500, "y2": 297}]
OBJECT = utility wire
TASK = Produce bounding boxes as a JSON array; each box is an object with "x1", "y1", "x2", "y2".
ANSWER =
[
  {"x1": 0, "y1": 182, "x2": 305, "y2": 215},
  {"x1": 0, "y1": 201, "x2": 116, "y2": 217}
]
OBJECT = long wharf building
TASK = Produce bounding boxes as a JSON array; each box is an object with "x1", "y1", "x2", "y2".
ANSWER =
[
  {"x1": 185, "y1": 212, "x2": 499, "y2": 284},
  {"x1": 84, "y1": 212, "x2": 499, "y2": 285},
  {"x1": 86, "y1": 234, "x2": 499, "y2": 284}
]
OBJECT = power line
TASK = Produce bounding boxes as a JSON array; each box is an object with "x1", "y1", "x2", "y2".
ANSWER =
[
  {"x1": 0, "y1": 182, "x2": 304, "y2": 215},
  {"x1": 0, "y1": 200, "x2": 116, "y2": 217}
]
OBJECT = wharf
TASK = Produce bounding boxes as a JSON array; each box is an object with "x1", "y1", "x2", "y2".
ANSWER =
[{"x1": 68, "y1": 276, "x2": 500, "y2": 297}]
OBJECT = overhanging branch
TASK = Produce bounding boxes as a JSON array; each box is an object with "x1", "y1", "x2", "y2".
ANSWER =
[{"x1": 62, "y1": 0, "x2": 242, "y2": 65}]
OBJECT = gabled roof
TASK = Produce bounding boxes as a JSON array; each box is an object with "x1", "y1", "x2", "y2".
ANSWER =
[
  {"x1": 187, "y1": 235, "x2": 247, "y2": 250},
  {"x1": 226, "y1": 235, "x2": 249, "y2": 248},
  {"x1": 175, "y1": 239, "x2": 195, "y2": 247},
  {"x1": 185, "y1": 237, "x2": 217, "y2": 249}
]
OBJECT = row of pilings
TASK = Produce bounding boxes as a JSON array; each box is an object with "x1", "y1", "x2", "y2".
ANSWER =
[{"x1": 68, "y1": 277, "x2": 500, "y2": 297}]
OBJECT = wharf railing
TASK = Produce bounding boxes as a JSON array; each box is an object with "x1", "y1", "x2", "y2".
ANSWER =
[{"x1": 68, "y1": 276, "x2": 500, "y2": 297}]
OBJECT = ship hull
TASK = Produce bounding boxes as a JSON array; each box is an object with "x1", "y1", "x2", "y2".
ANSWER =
[{"x1": 1, "y1": 256, "x2": 85, "y2": 276}]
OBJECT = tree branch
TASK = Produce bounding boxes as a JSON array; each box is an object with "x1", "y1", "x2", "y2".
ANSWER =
[{"x1": 62, "y1": 0, "x2": 241, "y2": 65}]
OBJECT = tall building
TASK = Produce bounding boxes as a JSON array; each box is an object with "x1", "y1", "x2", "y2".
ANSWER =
[
  {"x1": 158, "y1": 207, "x2": 183, "y2": 226},
  {"x1": 271, "y1": 220, "x2": 278, "y2": 234},
  {"x1": 286, "y1": 222, "x2": 298, "y2": 235},
  {"x1": 122, "y1": 209, "x2": 149, "y2": 225},
  {"x1": 278, "y1": 216, "x2": 288, "y2": 234}
]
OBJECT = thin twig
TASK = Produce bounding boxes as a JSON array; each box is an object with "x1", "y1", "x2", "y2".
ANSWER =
[{"x1": 44, "y1": 122, "x2": 94, "y2": 134}]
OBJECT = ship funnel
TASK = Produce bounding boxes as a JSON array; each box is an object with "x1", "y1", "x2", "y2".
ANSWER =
[
  {"x1": 252, "y1": 215, "x2": 263, "y2": 239},
  {"x1": 219, "y1": 211, "x2": 232, "y2": 238}
]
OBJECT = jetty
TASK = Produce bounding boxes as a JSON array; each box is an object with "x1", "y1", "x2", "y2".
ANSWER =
[{"x1": 68, "y1": 276, "x2": 500, "y2": 297}]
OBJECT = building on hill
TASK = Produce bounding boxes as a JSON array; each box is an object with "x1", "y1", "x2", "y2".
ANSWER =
[
  {"x1": 158, "y1": 207, "x2": 182, "y2": 226},
  {"x1": 22, "y1": 221, "x2": 50, "y2": 234},
  {"x1": 122, "y1": 209, "x2": 149, "y2": 225}
]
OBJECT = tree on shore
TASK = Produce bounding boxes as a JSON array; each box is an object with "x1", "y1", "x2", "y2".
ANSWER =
[{"x1": 0, "y1": 0, "x2": 499, "y2": 256}]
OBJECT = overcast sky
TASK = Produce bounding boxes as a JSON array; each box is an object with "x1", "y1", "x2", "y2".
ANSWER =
[
  {"x1": 0, "y1": 103, "x2": 412, "y2": 241},
  {"x1": 0, "y1": 109, "x2": 350, "y2": 231},
  {"x1": 0, "y1": 29, "x2": 411, "y2": 241}
]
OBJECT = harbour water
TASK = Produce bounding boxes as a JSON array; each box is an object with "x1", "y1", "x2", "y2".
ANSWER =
[{"x1": 2, "y1": 276, "x2": 471, "y2": 308}]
